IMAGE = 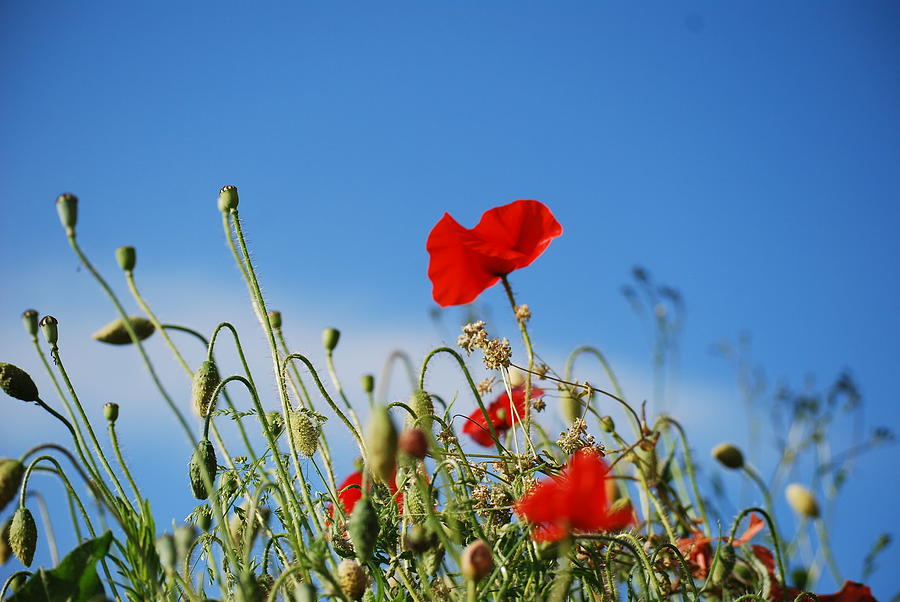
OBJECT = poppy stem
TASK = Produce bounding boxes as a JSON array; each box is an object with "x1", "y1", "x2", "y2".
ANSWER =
[{"x1": 500, "y1": 275, "x2": 536, "y2": 444}]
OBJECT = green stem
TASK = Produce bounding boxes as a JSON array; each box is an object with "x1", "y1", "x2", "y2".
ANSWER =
[
  {"x1": 500, "y1": 275, "x2": 535, "y2": 440},
  {"x1": 125, "y1": 271, "x2": 192, "y2": 375}
]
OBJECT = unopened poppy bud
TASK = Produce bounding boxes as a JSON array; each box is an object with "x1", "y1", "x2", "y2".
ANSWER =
[
  {"x1": 191, "y1": 360, "x2": 220, "y2": 417},
  {"x1": 786, "y1": 483, "x2": 820, "y2": 518},
  {"x1": 710, "y1": 544, "x2": 736, "y2": 585},
  {"x1": 288, "y1": 410, "x2": 319, "y2": 457},
  {"x1": 0, "y1": 519, "x2": 11, "y2": 565},
  {"x1": 336, "y1": 559, "x2": 367, "y2": 600},
  {"x1": 349, "y1": 496, "x2": 378, "y2": 562},
  {"x1": 0, "y1": 459, "x2": 26, "y2": 512},
  {"x1": 0, "y1": 363, "x2": 39, "y2": 403},
  {"x1": 712, "y1": 443, "x2": 744, "y2": 470},
  {"x1": 218, "y1": 185, "x2": 239, "y2": 212},
  {"x1": 461, "y1": 539, "x2": 494, "y2": 581},
  {"x1": 21, "y1": 310, "x2": 38, "y2": 338},
  {"x1": 366, "y1": 404, "x2": 397, "y2": 485},
  {"x1": 10, "y1": 507, "x2": 37, "y2": 566},
  {"x1": 360, "y1": 374, "x2": 374, "y2": 394},
  {"x1": 267, "y1": 310, "x2": 282, "y2": 329},
  {"x1": 322, "y1": 328, "x2": 340, "y2": 351},
  {"x1": 196, "y1": 506, "x2": 213, "y2": 531},
  {"x1": 7, "y1": 573, "x2": 26, "y2": 593},
  {"x1": 174, "y1": 525, "x2": 196, "y2": 560},
  {"x1": 404, "y1": 524, "x2": 436, "y2": 554},
  {"x1": 92, "y1": 316, "x2": 155, "y2": 345},
  {"x1": 219, "y1": 471, "x2": 239, "y2": 498},
  {"x1": 410, "y1": 390, "x2": 434, "y2": 430},
  {"x1": 331, "y1": 528, "x2": 356, "y2": 558},
  {"x1": 55, "y1": 193, "x2": 78, "y2": 236},
  {"x1": 508, "y1": 368, "x2": 525, "y2": 387},
  {"x1": 599, "y1": 415, "x2": 615, "y2": 433},
  {"x1": 295, "y1": 583, "x2": 317, "y2": 602},
  {"x1": 103, "y1": 402, "x2": 119, "y2": 423},
  {"x1": 559, "y1": 389, "x2": 580, "y2": 425},
  {"x1": 399, "y1": 428, "x2": 428, "y2": 460},
  {"x1": 155, "y1": 534, "x2": 176, "y2": 571},
  {"x1": 40, "y1": 315, "x2": 59, "y2": 347},
  {"x1": 115, "y1": 246, "x2": 136, "y2": 272},
  {"x1": 189, "y1": 439, "x2": 217, "y2": 500}
]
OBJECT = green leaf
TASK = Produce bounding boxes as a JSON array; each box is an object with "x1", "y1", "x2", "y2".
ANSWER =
[{"x1": 9, "y1": 531, "x2": 113, "y2": 602}]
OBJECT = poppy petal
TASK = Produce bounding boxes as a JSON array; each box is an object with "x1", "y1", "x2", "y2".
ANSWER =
[{"x1": 426, "y1": 213, "x2": 502, "y2": 307}]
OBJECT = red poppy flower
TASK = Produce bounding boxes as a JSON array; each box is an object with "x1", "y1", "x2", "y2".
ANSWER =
[
  {"x1": 426, "y1": 200, "x2": 563, "y2": 307},
  {"x1": 515, "y1": 448, "x2": 634, "y2": 542},
  {"x1": 462, "y1": 386, "x2": 544, "y2": 446},
  {"x1": 676, "y1": 513, "x2": 764, "y2": 577},
  {"x1": 749, "y1": 546, "x2": 876, "y2": 602},
  {"x1": 328, "y1": 470, "x2": 401, "y2": 520}
]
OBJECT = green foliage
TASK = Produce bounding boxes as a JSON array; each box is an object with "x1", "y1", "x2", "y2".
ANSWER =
[{"x1": 9, "y1": 531, "x2": 113, "y2": 602}]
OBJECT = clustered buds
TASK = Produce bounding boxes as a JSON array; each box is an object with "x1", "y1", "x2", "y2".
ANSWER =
[
  {"x1": 189, "y1": 439, "x2": 217, "y2": 500},
  {"x1": 348, "y1": 496, "x2": 378, "y2": 562},
  {"x1": 55, "y1": 193, "x2": 78, "y2": 237},
  {"x1": 365, "y1": 405, "x2": 397, "y2": 485},
  {"x1": 461, "y1": 539, "x2": 494, "y2": 581},
  {"x1": 786, "y1": 483, "x2": 820, "y2": 518},
  {"x1": 92, "y1": 316, "x2": 155, "y2": 345},
  {"x1": 115, "y1": 246, "x2": 137, "y2": 272},
  {"x1": 0, "y1": 459, "x2": 26, "y2": 512},
  {"x1": 336, "y1": 559, "x2": 367, "y2": 600},
  {"x1": 191, "y1": 360, "x2": 221, "y2": 417},
  {"x1": 218, "y1": 185, "x2": 239, "y2": 212},
  {"x1": 711, "y1": 443, "x2": 744, "y2": 470},
  {"x1": 10, "y1": 507, "x2": 37, "y2": 566},
  {"x1": 0, "y1": 363, "x2": 39, "y2": 403}
]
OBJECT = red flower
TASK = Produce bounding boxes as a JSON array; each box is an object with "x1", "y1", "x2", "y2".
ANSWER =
[
  {"x1": 328, "y1": 470, "x2": 401, "y2": 520},
  {"x1": 462, "y1": 386, "x2": 544, "y2": 446},
  {"x1": 515, "y1": 448, "x2": 634, "y2": 542},
  {"x1": 748, "y1": 546, "x2": 877, "y2": 601},
  {"x1": 677, "y1": 513, "x2": 765, "y2": 577},
  {"x1": 426, "y1": 200, "x2": 562, "y2": 307}
]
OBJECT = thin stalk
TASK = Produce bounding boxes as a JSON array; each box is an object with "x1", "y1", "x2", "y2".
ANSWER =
[
  {"x1": 125, "y1": 271, "x2": 192, "y2": 375},
  {"x1": 500, "y1": 275, "x2": 535, "y2": 440}
]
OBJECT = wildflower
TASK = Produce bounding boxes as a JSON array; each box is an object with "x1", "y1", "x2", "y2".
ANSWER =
[
  {"x1": 426, "y1": 200, "x2": 562, "y2": 307},
  {"x1": 456, "y1": 321, "x2": 488, "y2": 354},
  {"x1": 531, "y1": 397, "x2": 546, "y2": 412},
  {"x1": 329, "y1": 470, "x2": 400, "y2": 519},
  {"x1": 460, "y1": 539, "x2": 494, "y2": 581},
  {"x1": 534, "y1": 363, "x2": 550, "y2": 379},
  {"x1": 515, "y1": 448, "x2": 633, "y2": 542},
  {"x1": 514, "y1": 304, "x2": 531, "y2": 322},
  {"x1": 786, "y1": 483, "x2": 820, "y2": 518},
  {"x1": 556, "y1": 418, "x2": 597, "y2": 455},
  {"x1": 476, "y1": 378, "x2": 494, "y2": 395},
  {"x1": 481, "y1": 337, "x2": 512, "y2": 370},
  {"x1": 676, "y1": 513, "x2": 764, "y2": 577},
  {"x1": 462, "y1": 386, "x2": 544, "y2": 446}
]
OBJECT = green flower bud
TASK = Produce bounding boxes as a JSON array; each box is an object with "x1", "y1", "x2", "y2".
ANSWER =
[
  {"x1": 295, "y1": 583, "x2": 317, "y2": 602},
  {"x1": 40, "y1": 315, "x2": 58, "y2": 347},
  {"x1": 322, "y1": 328, "x2": 340, "y2": 352},
  {"x1": 349, "y1": 496, "x2": 378, "y2": 562},
  {"x1": 189, "y1": 439, "x2": 217, "y2": 500},
  {"x1": 404, "y1": 524, "x2": 437, "y2": 554},
  {"x1": 0, "y1": 519, "x2": 11, "y2": 565},
  {"x1": 461, "y1": 539, "x2": 493, "y2": 582},
  {"x1": 360, "y1": 374, "x2": 374, "y2": 394},
  {"x1": 0, "y1": 460, "x2": 25, "y2": 513},
  {"x1": 55, "y1": 193, "x2": 78, "y2": 236},
  {"x1": 91, "y1": 316, "x2": 155, "y2": 345},
  {"x1": 174, "y1": 525, "x2": 197, "y2": 561},
  {"x1": 331, "y1": 528, "x2": 356, "y2": 558},
  {"x1": 218, "y1": 185, "x2": 239, "y2": 212},
  {"x1": 599, "y1": 415, "x2": 615, "y2": 433},
  {"x1": 115, "y1": 246, "x2": 136, "y2": 272},
  {"x1": 219, "y1": 471, "x2": 239, "y2": 498},
  {"x1": 155, "y1": 533, "x2": 176, "y2": 571},
  {"x1": 712, "y1": 443, "x2": 745, "y2": 470},
  {"x1": 559, "y1": 389, "x2": 580, "y2": 425},
  {"x1": 398, "y1": 428, "x2": 428, "y2": 460},
  {"x1": 786, "y1": 483, "x2": 820, "y2": 518},
  {"x1": 710, "y1": 543, "x2": 736, "y2": 585},
  {"x1": 288, "y1": 410, "x2": 319, "y2": 457},
  {"x1": 22, "y1": 310, "x2": 38, "y2": 338},
  {"x1": 10, "y1": 507, "x2": 37, "y2": 566},
  {"x1": 195, "y1": 506, "x2": 213, "y2": 531},
  {"x1": 366, "y1": 405, "x2": 397, "y2": 485},
  {"x1": 191, "y1": 360, "x2": 220, "y2": 417},
  {"x1": 0, "y1": 363, "x2": 39, "y2": 402},
  {"x1": 267, "y1": 310, "x2": 282, "y2": 329},
  {"x1": 410, "y1": 390, "x2": 434, "y2": 431},
  {"x1": 7, "y1": 573, "x2": 26, "y2": 593},
  {"x1": 336, "y1": 559, "x2": 367, "y2": 601},
  {"x1": 103, "y1": 402, "x2": 119, "y2": 423}
]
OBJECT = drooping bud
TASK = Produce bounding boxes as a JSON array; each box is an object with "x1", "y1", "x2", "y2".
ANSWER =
[
  {"x1": 91, "y1": 316, "x2": 155, "y2": 345},
  {"x1": 348, "y1": 496, "x2": 378, "y2": 562},
  {"x1": 288, "y1": 410, "x2": 320, "y2": 457},
  {"x1": 0, "y1": 519, "x2": 11, "y2": 564},
  {"x1": 559, "y1": 389, "x2": 580, "y2": 425},
  {"x1": 322, "y1": 328, "x2": 340, "y2": 352},
  {"x1": 189, "y1": 439, "x2": 217, "y2": 500},
  {"x1": 0, "y1": 363, "x2": 39, "y2": 402},
  {"x1": 710, "y1": 543, "x2": 736, "y2": 585},
  {"x1": 191, "y1": 360, "x2": 220, "y2": 417},
  {"x1": 217, "y1": 185, "x2": 239, "y2": 212},
  {"x1": 10, "y1": 507, "x2": 37, "y2": 566},
  {"x1": 267, "y1": 310, "x2": 282, "y2": 329},
  {"x1": 461, "y1": 539, "x2": 493, "y2": 581},
  {"x1": 599, "y1": 415, "x2": 615, "y2": 433},
  {"x1": 103, "y1": 402, "x2": 119, "y2": 423},
  {"x1": 366, "y1": 405, "x2": 397, "y2": 485},
  {"x1": 712, "y1": 443, "x2": 744, "y2": 470},
  {"x1": 21, "y1": 310, "x2": 38, "y2": 338},
  {"x1": 410, "y1": 390, "x2": 434, "y2": 431},
  {"x1": 786, "y1": 483, "x2": 820, "y2": 518},
  {"x1": 399, "y1": 428, "x2": 428, "y2": 460},
  {"x1": 40, "y1": 315, "x2": 58, "y2": 347},
  {"x1": 115, "y1": 246, "x2": 136, "y2": 272},
  {"x1": 55, "y1": 193, "x2": 78, "y2": 236},
  {"x1": 7, "y1": 573, "x2": 26, "y2": 593},
  {"x1": 0, "y1": 460, "x2": 25, "y2": 513},
  {"x1": 265, "y1": 411, "x2": 284, "y2": 438},
  {"x1": 336, "y1": 559, "x2": 367, "y2": 600},
  {"x1": 360, "y1": 374, "x2": 374, "y2": 394}
]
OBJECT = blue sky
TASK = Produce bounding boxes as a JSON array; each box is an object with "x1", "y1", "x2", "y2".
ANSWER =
[{"x1": 1, "y1": 1, "x2": 899, "y2": 597}]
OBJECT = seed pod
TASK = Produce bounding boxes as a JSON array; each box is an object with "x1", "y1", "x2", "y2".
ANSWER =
[
  {"x1": 115, "y1": 246, "x2": 136, "y2": 272},
  {"x1": 559, "y1": 389, "x2": 580, "y2": 425},
  {"x1": 348, "y1": 496, "x2": 378, "y2": 562},
  {"x1": 191, "y1": 360, "x2": 221, "y2": 417},
  {"x1": 0, "y1": 460, "x2": 25, "y2": 514},
  {"x1": 712, "y1": 443, "x2": 744, "y2": 470},
  {"x1": 55, "y1": 193, "x2": 78, "y2": 236},
  {"x1": 288, "y1": 410, "x2": 319, "y2": 457},
  {"x1": 10, "y1": 506, "x2": 37, "y2": 566},
  {"x1": 218, "y1": 185, "x2": 239, "y2": 212},
  {"x1": 21, "y1": 310, "x2": 39, "y2": 338},
  {"x1": 92, "y1": 316, "x2": 155, "y2": 345},
  {"x1": 710, "y1": 543, "x2": 736, "y2": 585},
  {"x1": 410, "y1": 390, "x2": 434, "y2": 431},
  {"x1": 189, "y1": 439, "x2": 217, "y2": 499},
  {"x1": 0, "y1": 518, "x2": 12, "y2": 565},
  {"x1": 156, "y1": 534, "x2": 176, "y2": 571},
  {"x1": 786, "y1": 483, "x2": 820, "y2": 518},
  {"x1": 103, "y1": 402, "x2": 119, "y2": 423},
  {"x1": 267, "y1": 310, "x2": 282, "y2": 329},
  {"x1": 0, "y1": 363, "x2": 39, "y2": 402},
  {"x1": 366, "y1": 405, "x2": 397, "y2": 485},
  {"x1": 360, "y1": 374, "x2": 374, "y2": 394},
  {"x1": 336, "y1": 559, "x2": 367, "y2": 600},
  {"x1": 322, "y1": 328, "x2": 340, "y2": 351},
  {"x1": 461, "y1": 539, "x2": 493, "y2": 581},
  {"x1": 399, "y1": 428, "x2": 428, "y2": 460},
  {"x1": 40, "y1": 315, "x2": 58, "y2": 347},
  {"x1": 599, "y1": 415, "x2": 615, "y2": 433}
]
